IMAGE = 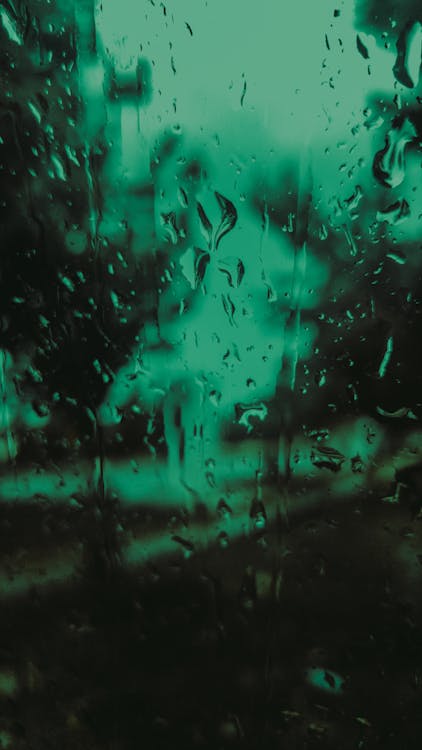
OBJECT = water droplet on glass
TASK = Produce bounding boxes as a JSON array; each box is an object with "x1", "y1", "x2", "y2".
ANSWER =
[
  {"x1": 214, "y1": 191, "x2": 237, "y2": 249},
  {"x1": 218, "y1": 531, "x2": 229, "y2": 548},
  {"x1": 249, "y1": 496, "x2": 266, "y2": 530},
  {"x1": 196, "y1": 201, "x2": 213, "y2": 248},
  {"x1": 376, "y1": 198, "x2": 410, "y2": 225},
  {"x1": 373, "y1": 118, "x2": 416, "y2": 188},
  {"x1": 311, "y1": 445, "x2": 345, "y2": 472},
  {"x1": 178, "y1": 186, "x2": 189, "y2": 207},
  {"x1": 217, "y1": 257, "x2": 245, "y2": 288},
  {"x1": 171, "y1": 535, "x2": 195, "y2": 558},
  {"x1": 217, "y1": 499, "x2": 232, "y2": 520},
  {"x1": 356, "y1": 34, "x2": 370, "y2": 60},
  {"x1": 160, "y1": 211, "x2": 179, "y2": 244},
  {"x1": 393, "y1": 21, "x2": 422, "y2": 88}
]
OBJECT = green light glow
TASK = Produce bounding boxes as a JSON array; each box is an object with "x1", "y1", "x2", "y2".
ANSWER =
[
  {"x1": 0, "y1": 671, "x2": 17, "y2": 697},
  {"x1": 306, "y1": 667, "x2": 344, "y2": 694}
]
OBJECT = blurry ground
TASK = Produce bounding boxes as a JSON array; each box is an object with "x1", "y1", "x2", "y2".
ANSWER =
[{"x1": 1, "y1": 488, "x2": 422, "y2": 750}]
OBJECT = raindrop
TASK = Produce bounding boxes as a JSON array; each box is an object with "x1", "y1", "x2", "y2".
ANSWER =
[
  {"x1": 376, "y1": 199, "x2": 410, "y2": 225},
  {"x1": 311, "y1": 445, "x2": 345, "y2": 472},
  {"x1": 351, "y1": 455, "x2": 364, "y2": 473},
  {"x1": 234, "y1": 402, "x2": 267, "y2": 433},
  {"x1": 216, "y1": 499, "x2": 232, "y2": 520},
  {"x1": 171, "y1": 535, "x2": 195, "y2": 558},
  {"x1": 178, "y1": 187, "x2": 189, "y2": 207},
  {"x1": 196, "y1": 201, "x2": 213, "y2": 248},
  {"x1": 160, "y1": 212, "x2": 179, "y2": 244},
  {"x1": 218, "y1": 531, "x2": 229, "y2": 548},
  {"x1": 393, "y1": 21, "x2": 422, "y2": 88},
  {"x1": 217, "y1": 257, "x2": 245, "y2": 288},
  {"x1": 221, "y1": 293, "x2": 237, "y2": 327},
  {"x1": 249, "y1": 496, "x2": 266, "y2": 530},
  {"x1": 214, "y1": 192, "x2": 237, "y2": 249},
  {"x1": 376, "y1": 405, "x2": 417, "y2": 420},
  {"x1": 209, "y1": 389, "x2": 222, "y2": 407},
  {"x1": 356, "y1": 34, "x2": 370, "y2": 60},
  {"x1": 373, "y1": 118, "x2": 416, "y2": 188}
]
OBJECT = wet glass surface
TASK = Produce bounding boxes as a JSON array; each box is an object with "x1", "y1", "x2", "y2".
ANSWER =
[{"x1": 1, "y1": 0, "x2": 422, "y2": 747}]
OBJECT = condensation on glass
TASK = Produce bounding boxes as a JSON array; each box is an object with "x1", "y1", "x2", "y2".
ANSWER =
[{"x1": 0, "y1": 1, "x2": 422, "y2": 747}]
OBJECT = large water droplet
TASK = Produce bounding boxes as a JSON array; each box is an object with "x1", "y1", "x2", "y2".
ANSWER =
[
  {"x1": 311, "y1": 445, "x2": 345, "y2": 472},
  {"x1": 249, "y1": 495, "x2": 266, "y2": 530},
  {"x1": 196, "y1": 201, "x2": 213, "y2": 248},
  {"x1": 217, "y1": 256, "x2": 245, "y2": 288},
  {"x1": 0, "y1": 6, "x2": 23, "y2": 45},
  {"x1": 376, "y1": 198, "x2": 410, "y2": 225},
  {"x1": 234, "y1": 402, "x2": 267, "y2": 434},
  {"x1": 393, "y1": 21, "x2": 422, "y2": 88},
  {"x1": 214, "y1": 191, "x2": 237, "y2": 249},
  {"x1": 160, "y1": 212, "x2": 179, "y2": 244},
  {"x1": 217, "y1": 498, "x2": 232, "y2": 520},
  {"x1": 373, "y1": 118, "x2": 416, "y2": 188},
  {"x1": 180, "y1": 246, "x2": 210, "y2": 289},
  {"x1": 221, "y1": 293, "x2": 236, "y2": 327}
]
